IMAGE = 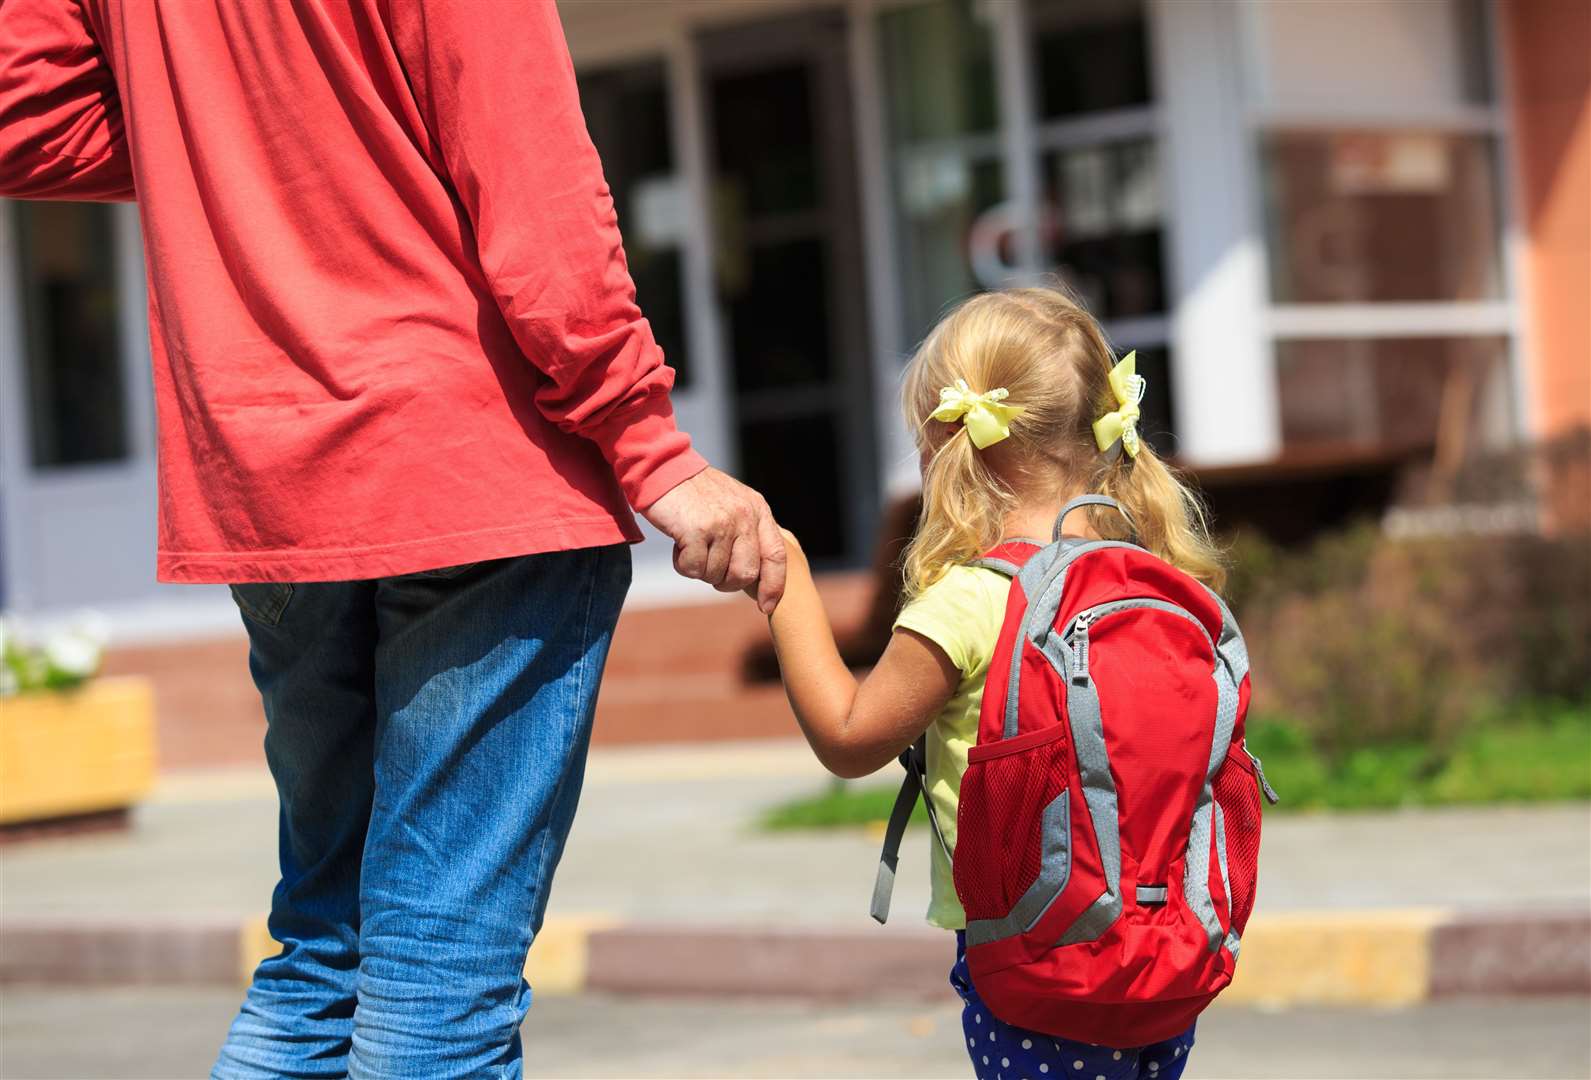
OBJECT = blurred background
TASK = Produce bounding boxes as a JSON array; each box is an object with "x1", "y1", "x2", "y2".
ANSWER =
[{"x1": 1, "y1": 0, "x2": 1587, "y2": 1077}]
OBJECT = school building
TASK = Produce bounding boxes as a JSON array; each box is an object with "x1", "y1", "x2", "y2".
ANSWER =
[{"x1": 2, "y1": 0, "x2": 1586, "y2": 634}]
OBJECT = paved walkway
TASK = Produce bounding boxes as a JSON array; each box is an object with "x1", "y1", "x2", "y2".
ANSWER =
[
  {"x1": 3, "y1": 986, "x2": 1588, "y2": 1079},
  {"x1": 4, "y1": 739, "x2": 1588, "y2": 928}
]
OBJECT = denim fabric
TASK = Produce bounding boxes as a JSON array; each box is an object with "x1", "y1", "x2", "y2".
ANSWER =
[
  {"x1": 952, "y1": 932, "x2": 1195, "y2": 1080},
  {"x1": 213, "y1": 546, "x2": 630, "y2": 1080}
]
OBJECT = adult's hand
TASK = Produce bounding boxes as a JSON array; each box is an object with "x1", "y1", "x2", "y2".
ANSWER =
[{"x1": 641, "y1": 467, "x2": 787, "y2": 614}]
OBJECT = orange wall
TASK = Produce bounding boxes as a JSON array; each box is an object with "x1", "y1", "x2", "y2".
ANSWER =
[{"x1": 1504, "y1": 0, "x2": 1591, "y2": 438}]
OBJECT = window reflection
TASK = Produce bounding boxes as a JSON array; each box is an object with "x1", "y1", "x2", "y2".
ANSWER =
[
  {"x1": 1030, "y1": 0, "x2": 1152, "y2": 119},
  {"x1": 1276, "y1": 337, "x2": 1511, "y2": 451},
  {"x1": 881, "y1": 0, "x2": 1005, "y2": 345},
  {"x1": 15, "y1": 202, "x2": 128, "y2": 469},
  {"x1": 1043, "y1": 139, "x2": 1164, "y2": 320},
  {"x1": 578, "y1": 63, "x2": 693, "y2": 387},
  {"x1": 1261, "y1": 132, "x2": 1504, "y2": 304},
  {"x1": 880, "y1": 0, "x2": 999, "y2": 143}
]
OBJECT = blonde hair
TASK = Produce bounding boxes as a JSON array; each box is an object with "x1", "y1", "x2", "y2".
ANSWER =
[{"x1": 901, "y1": 287, "x2": 1225, "y2": 597}]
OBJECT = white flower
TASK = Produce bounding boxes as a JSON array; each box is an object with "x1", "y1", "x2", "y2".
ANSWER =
[
  {"x1": 69, "y1": 611, "x2": 111, "y2": 649},
  {"x1": 44, "y1": 631, "x2": 101, "y2": 679}
]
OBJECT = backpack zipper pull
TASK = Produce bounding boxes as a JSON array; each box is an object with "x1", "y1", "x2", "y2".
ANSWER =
[
  {"x1": 1244, "y1": 741, "x2": 1280, "y2": 804},
  {"x1": 1069, "y1": 611, "x2": 1093, "y2": 685}
]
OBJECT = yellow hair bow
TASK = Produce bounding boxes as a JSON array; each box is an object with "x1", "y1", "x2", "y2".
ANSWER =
[
  {"x1": 931, "y1": 379, "x2": 1025, "y2": 449},
  {"x1": 1092, "y1": 351, "x2": 1147, "y2": 459}
]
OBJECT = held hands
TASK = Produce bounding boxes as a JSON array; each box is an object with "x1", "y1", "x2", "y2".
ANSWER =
[
  {"x1": 744, "y1": 528, "x2": 807, "y2": 608},
  {"x1": 641, "y1": 466, "x2": 787, "y2": 614}
]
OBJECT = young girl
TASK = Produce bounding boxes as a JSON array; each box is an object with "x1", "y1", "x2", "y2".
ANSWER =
[{"x1": 760, "y1": 288, "x2": 1225, "y2": 1080}]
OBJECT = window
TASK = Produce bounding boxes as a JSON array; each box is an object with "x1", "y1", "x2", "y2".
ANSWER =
[
  {"x1": 1261, "y1": 131, "x2": 1503, "y2": 304},
  {"x1": 879, "y1": 0, "x2": 1004, "y2": 345},
  {"x1": 14, "y1": 202, "x2": 128, "y2": 469},
  {"x1": 1248, "y1": 0, "x2": 1514, "y2": 457},
  {"x1": 1031, "y1": 0, "x2": 1153, "y2": 119},
  {"x1": 577, "y1": 63, "x2": 693, "y2": 388},
  {"x1": 877, "y1": 0, "x2": 1175, "y2": 451},
  {"x1": 1043, "y1": 138, "x2": 1164, "y2": 320},
  {"x1": 1029, "y1": 0, "x2": 1173, "y2": 452},
  {"x1": 1276, "y1": 337, "x2": 1511, "y2": 452}
]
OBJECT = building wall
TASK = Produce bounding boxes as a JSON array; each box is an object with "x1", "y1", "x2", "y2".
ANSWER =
[
  {"x1": 1504, "y1": 0, "x2": 1591, "y2": 439},
  {"x1": 0, "y1": 0, "x2": 1557, "y2": 627}
]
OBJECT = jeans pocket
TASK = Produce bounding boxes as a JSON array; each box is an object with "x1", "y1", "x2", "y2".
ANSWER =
[
  {"x1": 229, "y1": 582, "x2": 294, "y2": 626},
  {"x1": 400, "y1": 562, "x2": 482, "y2": 580}
]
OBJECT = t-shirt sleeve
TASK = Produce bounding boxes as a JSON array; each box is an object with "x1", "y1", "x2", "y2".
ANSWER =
[
  {"x1": 0, "y1": 0, "x2": 135, "y2": 201},
  {"x1": 893, "y1": 567, "x2": 1002, "y2": 677}
]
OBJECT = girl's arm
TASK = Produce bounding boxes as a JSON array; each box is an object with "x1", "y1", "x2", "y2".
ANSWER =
[{"x1": 767, "y1": 533, "x2": 959, "y2": 779}]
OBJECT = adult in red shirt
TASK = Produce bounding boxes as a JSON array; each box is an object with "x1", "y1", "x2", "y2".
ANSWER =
[{"x1": 0, "y1": 2, "x2": 785, "y2": 1075}]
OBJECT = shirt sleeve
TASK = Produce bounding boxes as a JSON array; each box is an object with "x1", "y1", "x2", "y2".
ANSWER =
[
  {"x1": 386, "y1": 0, "x2": 706, "y2": 510},
  {"x1": 0, "y1": 0, "x2": 134, "y2": 201},
  {"x1": 893, "y1": 568, "x2": 1005, "y2": 678}
]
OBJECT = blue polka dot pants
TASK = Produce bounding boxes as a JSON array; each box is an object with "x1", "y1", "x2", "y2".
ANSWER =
[{"x1": 952, "y1": 932, "x2": 1195, "y2": 1080}]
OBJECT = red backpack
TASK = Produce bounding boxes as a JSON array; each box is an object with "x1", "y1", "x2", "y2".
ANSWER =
[{"x1": 872, "y1": 495, "x2": 1277, "y2": 1048}]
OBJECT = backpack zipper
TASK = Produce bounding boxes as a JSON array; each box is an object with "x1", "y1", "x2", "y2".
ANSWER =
[
  {"x1": 1062, "y1": 597, "x2": 1215, "y2": 686},
  {"x1": 1068, "y1": 611, "x2": 1094, "y2": 684},
  {"x1": 1243, "y1": 740, "x2": 1280, "y2": 804}
]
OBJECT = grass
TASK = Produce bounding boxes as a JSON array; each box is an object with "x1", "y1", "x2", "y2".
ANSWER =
[{"x1": 759, "y1": 699, "x2": 1591, "y2": 831}]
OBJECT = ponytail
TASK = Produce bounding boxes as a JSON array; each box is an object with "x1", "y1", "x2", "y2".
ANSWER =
[
  {"x1": 903, "y1": 427, "x2": 1015, "y2": 597},
  {"x1": 1093, "y1": 446, "x2": 1226, "y2": 592}
]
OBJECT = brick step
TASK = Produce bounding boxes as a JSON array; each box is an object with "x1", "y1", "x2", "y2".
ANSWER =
[
  {"x1": 100, "y1": 572, "x2": 874, "y2": 768},
  {"x1": 591, "y1": 679, "x2": 796, "y2": 746}
]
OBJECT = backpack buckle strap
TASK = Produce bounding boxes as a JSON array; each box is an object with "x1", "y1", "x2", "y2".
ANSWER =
[{"x1": 869, "y1": 738, "x2": 951, "y2": 925}]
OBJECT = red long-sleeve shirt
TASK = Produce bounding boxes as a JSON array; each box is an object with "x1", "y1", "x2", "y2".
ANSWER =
[{"x1": 0, "y1": 0, "x2": 706, "y2": 582}]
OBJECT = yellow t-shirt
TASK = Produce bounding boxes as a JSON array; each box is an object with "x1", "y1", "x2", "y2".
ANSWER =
[{"x1": 891, "y1": 564, "x2": 1012, "y2": 929}]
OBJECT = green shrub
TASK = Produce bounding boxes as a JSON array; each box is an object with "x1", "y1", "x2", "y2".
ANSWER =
[{"x1": 1228, "y1": 523, "x2": 1591, "y2": 765}]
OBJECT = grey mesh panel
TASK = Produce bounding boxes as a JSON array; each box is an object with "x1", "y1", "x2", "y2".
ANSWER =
[
  {"x1": 997, "y1": 544, "x2": 1066, "y2": 742},
  {"x1": 1064, "y1": 675, "x2": 1121, "y2": 900},
  {"x1": 1028, "y1": 633, "x2": 1124, "y2": 944},
  {"x1": 1184, "y1": 802, "x2": 1218, "y2": 948},
  {"x1": 1202, "y1": 584, "x2": 1252, "y2": 686},
  {"x1": 1058, "y1": 890, "x2": 1121, "y2": 945},
  {"x1": 1176, "y1": 582, "x2": 1244, "y2": 954},
  {"x1": 964, "y1": 790, "x2": 1072, "y2": 947},
  {"x1": 1213, "y1": 800, "x2": 1233, "y2": 924},
  {"x1": 1183, "y1": 652, "x2": 1239, "y2": 952}
]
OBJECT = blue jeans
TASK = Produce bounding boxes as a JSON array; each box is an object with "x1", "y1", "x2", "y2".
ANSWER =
[{"x1": 213, "y1": 546, "x2": 630, "y2": 1080}]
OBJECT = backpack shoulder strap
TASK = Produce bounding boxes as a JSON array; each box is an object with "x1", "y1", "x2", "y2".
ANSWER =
[
  {"x1": 975, "y1": 538, "x2": 1045, "y2": 577},
  {"x1": 872, "y1": 543, "x2": 1038, "y2": 923},
  {"x1": 870, "y1": 736, "x2": 953, "y2": 924}
]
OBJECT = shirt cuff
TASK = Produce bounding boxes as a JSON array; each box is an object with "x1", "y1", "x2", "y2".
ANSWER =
[{"x1": 585, "y1": 392, "x2": 709, "y2": 511}]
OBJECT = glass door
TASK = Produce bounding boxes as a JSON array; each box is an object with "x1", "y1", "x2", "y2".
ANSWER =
[
  {"x1": 698, "y1": 11, "x2": 877, "y2": 566},
  {"x1": 0, "y1": 202, "x2": 170, "y2": 613}
]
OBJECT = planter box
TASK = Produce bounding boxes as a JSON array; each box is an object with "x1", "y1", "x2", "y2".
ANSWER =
[{"x1": 0, "y1": 677, "x2": 157, "y2": 825}]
